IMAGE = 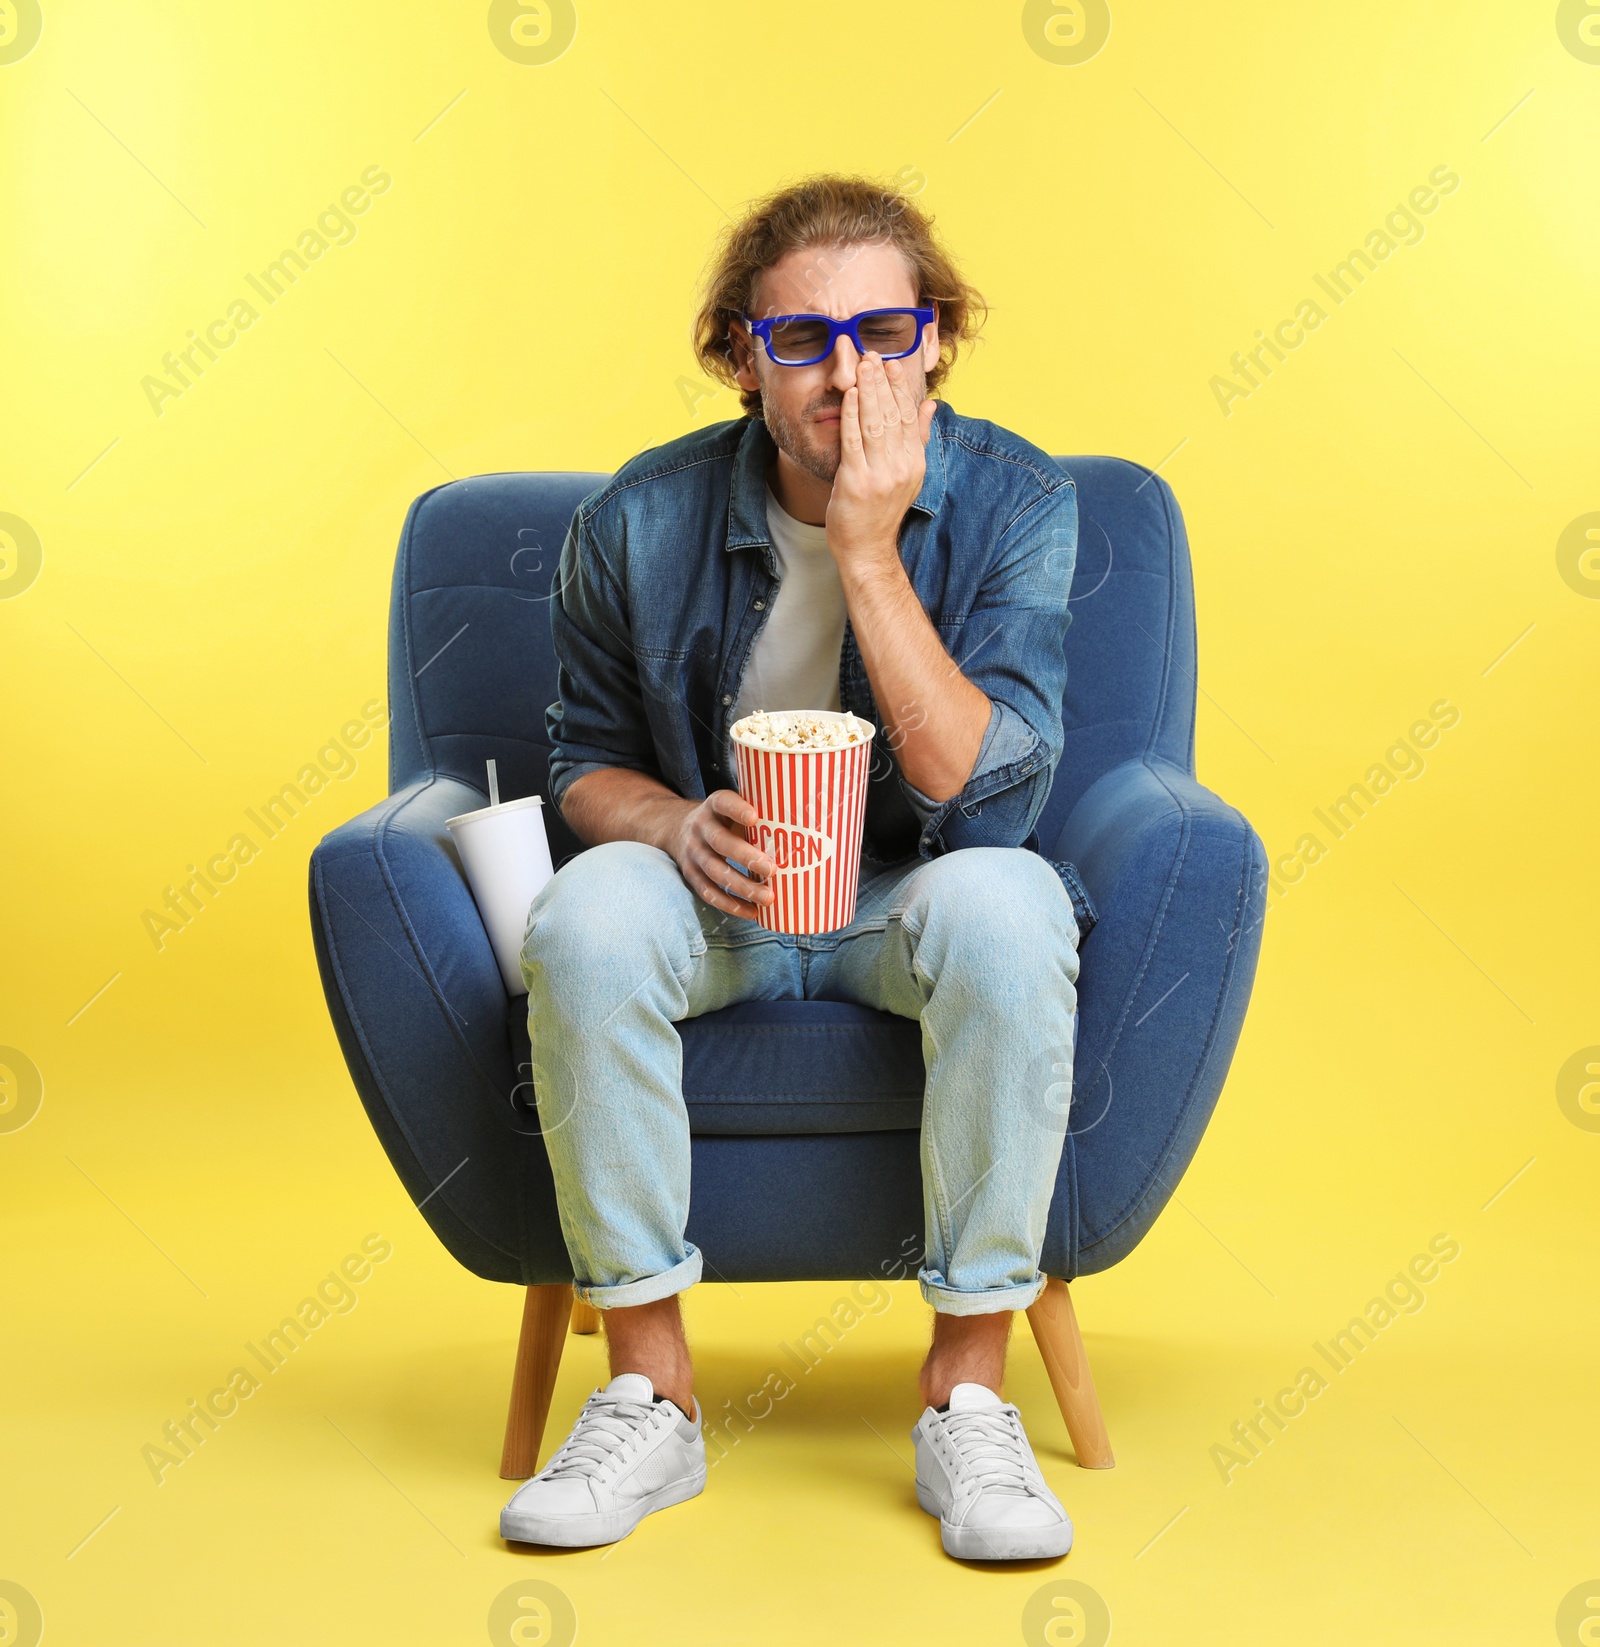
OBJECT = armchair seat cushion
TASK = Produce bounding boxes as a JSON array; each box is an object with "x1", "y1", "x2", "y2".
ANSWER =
[{"x1": 506, "y1": 996, "x2": 927, "y2": 1135}]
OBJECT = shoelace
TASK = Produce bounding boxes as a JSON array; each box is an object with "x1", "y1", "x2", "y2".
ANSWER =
[
  {"x1": 935, "y1": 1407, "x2": 1037, "y2": 1496},
  {"x1": 540, "y1": 1391, "x2": 661, "y2": 1481}
]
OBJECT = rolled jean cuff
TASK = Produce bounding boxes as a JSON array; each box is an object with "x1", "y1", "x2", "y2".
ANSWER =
[
  {"x1": 920, "y1": 1267, "x2": 1046, "y2": 1316},
  {"x1": 574, "y1": 1245, "x2": 702, "y2": 1311}
]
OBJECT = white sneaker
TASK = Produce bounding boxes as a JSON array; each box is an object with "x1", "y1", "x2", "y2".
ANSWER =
[
  {"x1": 911, "y1": 1382, "x2": 1074, "y2": 1560},
  {"x1": 500, "y1": 1373, "x2": 706, "y2": 1547}
]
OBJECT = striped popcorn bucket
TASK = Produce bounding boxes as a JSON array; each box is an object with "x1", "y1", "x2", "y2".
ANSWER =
[{"x1": 729, "y1": 711, "x2": 876, "y2": 934}]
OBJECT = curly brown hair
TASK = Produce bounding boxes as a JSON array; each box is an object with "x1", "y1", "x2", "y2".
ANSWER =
[{"x1": 690, "y1": 172, "x2": 987, "y2": 419}]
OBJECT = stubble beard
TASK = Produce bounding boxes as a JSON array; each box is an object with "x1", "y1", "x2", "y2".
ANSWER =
[{"x1": 759, "y1": 387, "x2": 841, "y2": 486}]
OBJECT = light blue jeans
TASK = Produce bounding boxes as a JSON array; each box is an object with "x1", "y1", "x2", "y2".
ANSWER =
[{"x1": 519, "y1": 841, "x2": 1081, "y2": 1316}]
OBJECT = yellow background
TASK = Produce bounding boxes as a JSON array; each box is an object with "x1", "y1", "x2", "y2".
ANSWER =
[{"x1": 3, "y1": 2, "x2": 1597, "y2": 1643}]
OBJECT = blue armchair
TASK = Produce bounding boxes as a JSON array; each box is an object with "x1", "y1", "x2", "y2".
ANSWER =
[{"x1": 308, "y1": 453, "x2": 1267, "y2": 1479}]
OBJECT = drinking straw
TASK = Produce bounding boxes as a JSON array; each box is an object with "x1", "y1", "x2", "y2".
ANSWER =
[{"x1": 487, "y1": 758, "x2": 500, "y2": 808}]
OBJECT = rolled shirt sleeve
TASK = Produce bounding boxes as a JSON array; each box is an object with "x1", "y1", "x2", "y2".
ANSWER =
[
  {"x1": 544, "y1": 506, "x2": 663, "y2": 813},
  {"x1": 896, "y1": 480, "x2": 1077, "y2": 857}
]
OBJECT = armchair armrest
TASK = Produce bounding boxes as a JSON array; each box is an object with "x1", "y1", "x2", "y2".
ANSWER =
[
  {"x1": 1042, "y1": 757, "x2": 1268, "y2": 1277},
  {"x1": 308, "y1": 774, "x2": 568, "y2": 1284}
]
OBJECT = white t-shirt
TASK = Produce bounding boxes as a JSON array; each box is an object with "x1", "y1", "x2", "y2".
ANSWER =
[{"x1": 729, "y1": 484, "x2": 847, "y2": 730}]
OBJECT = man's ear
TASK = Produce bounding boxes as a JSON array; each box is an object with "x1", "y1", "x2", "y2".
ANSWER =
[{"x1": 729, "y1": 319, "x2": 759, "y2": 391}]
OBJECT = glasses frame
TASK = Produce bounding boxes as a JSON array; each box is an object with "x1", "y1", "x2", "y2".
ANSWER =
[{"x1": 738, "y1": 305, "x2": 936, "y2": 368}]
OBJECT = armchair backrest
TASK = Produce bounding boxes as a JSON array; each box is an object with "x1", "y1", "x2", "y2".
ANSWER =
[{"x1": 387, "y1": 453, "x2": 1197, "y2": 864}]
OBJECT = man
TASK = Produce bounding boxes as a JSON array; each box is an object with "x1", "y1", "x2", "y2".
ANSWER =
[{"x1": 501, "y1": 174, "x2": 1095, "y2": 1562}]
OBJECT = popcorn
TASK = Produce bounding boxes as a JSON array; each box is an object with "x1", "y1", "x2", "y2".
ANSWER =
[
  {"x1": 730, "y1": 709, "x2": 874, "y2": 752},
  {"x1": 730, "y1": 708, "x2": 877, "y2": 933}
]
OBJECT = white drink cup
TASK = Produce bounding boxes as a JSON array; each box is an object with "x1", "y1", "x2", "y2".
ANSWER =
[{"x1": 445, "y1": 792, "x2": 554, "y2": 995}]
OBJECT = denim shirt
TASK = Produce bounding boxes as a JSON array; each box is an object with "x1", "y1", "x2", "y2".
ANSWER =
[{"x1": 544, "y1": 398, "x2": 1098, "y2": 937}]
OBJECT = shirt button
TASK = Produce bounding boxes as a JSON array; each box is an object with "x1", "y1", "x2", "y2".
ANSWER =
[
  {"x1": 721, "y1": 693, "x2": 733, "y2": 705},
  {"x1": 753, "y1": 599, "x2": 765, "y2": 609}
]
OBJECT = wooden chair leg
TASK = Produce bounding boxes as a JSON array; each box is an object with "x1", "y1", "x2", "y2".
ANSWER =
[
  {"x1": 570, "y1": 1299, "x2": 601, "y2": 1335},
  {"x1": 500, "y1": 1284, "x2": 573, "y2": 1480},
  {"x1": 1025, "y1": 1277, "x2": 1114, "y2": 1469}
]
